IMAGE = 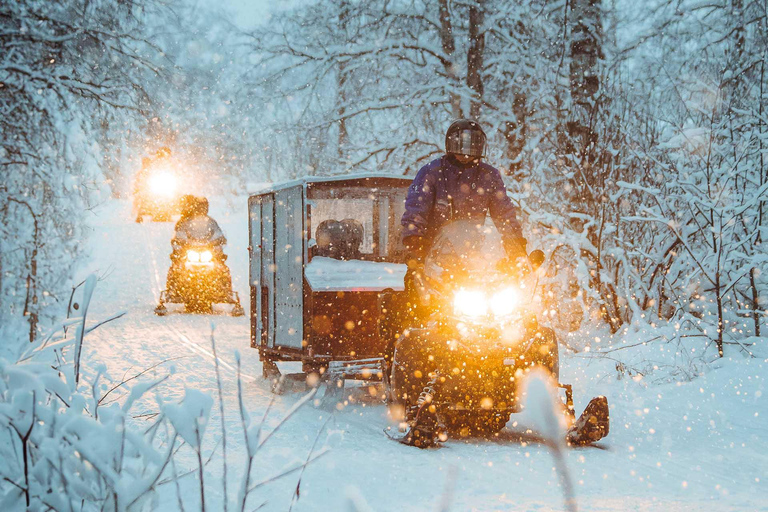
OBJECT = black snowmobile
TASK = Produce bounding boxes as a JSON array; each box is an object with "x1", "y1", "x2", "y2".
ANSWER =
[
  {"x1": 386, "y1": 221, "x2": 609, "y2": 448},
  {"x1": 155, "y1": 197, "x2": 244, "y2": 316}
]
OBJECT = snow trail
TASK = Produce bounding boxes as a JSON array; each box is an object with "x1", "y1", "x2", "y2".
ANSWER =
[{"x1": 76, "y1": 198, "x2": 767, "y2": 511}]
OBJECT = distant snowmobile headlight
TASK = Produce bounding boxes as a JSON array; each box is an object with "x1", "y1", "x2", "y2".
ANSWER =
[
  {"x1": 200, "y1": 250, "x2": 213, "y2": 263},
  {"x1": 490, "y1": 287, "x2": 519, "y2": 317},
  {"x1": 149, "y1": 171, "x2": 177, "y2": 197},
  {"x1": 186, "y1": 250, "x2": 201, "y2": 263},
  {"x1": 453, "y1": 289, "x2": 488, "y2": 318}
]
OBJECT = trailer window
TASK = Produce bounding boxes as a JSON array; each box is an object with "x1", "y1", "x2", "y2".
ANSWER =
[{"x1": 312, "y1": 198, "x2": 374, "y2": 255}]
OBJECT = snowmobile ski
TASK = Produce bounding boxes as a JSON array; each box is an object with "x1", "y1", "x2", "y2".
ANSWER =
[
  {"x1": 566, "y1": 396, "x2": 610, "y2": 446},
  {"x1": 386, "y1": 406, "x2": 443, "y2": 448}
]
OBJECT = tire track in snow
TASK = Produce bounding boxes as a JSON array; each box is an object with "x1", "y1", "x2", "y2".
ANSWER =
[
  {"x1": 163, "y1": 321, "x2": 257, "y2": 383},
  {"x1": 141, "y1": 220, "x2": 258, "y2": 383},
  {"x1": 141, "y1": 223, "x2": 164, "y2": 303}
]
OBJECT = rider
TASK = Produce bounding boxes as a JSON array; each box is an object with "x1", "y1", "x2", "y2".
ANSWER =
[
  {"x1": 401, "y1": 119, "x2": 529, "y2": 297},
  {"x1": 381, "y1": 120, "x2": 529, "y2": 368},
  {"x1": 135, "y1": 147, "x2": 173, "y2": 187},
  {"x1": 165, "y1": 195, "x2": 226, "y2": 294},
  {"x1": 172, "y1": 195, "x2": 226, "y2": 257}
]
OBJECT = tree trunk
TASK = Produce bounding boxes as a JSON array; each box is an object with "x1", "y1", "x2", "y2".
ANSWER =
[
  {"x1": 438, "y1": 0, "x2": 462, "y2": 119},
  {"x1": 504, "y1": 92, "x2": 527, "y2": 174},
  {"x1": 467, "y1": 0, "x2": 485, "y2": 120},
  {"x1": 750, "y1": 267, "x2": 761, "y2": 337},
  {"x1": 569, "y1": 0, "x2": 602, "y2": 107},
  {"x1": 715, "y1": 271, "x2": 725, "y2": 358},
  {"x1": 731, "y1": 0, "x2": 745, "y2": 63},
  {"x1": 565, "y1": 0, "x2": 603, "y2": 197},
  {"x1": 337, "y1": 0, "x2": 349, "y2": 160}
]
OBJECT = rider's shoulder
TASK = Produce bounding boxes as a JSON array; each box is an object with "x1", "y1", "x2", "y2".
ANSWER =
[
  {"x1": 477, "y1": 161, "x2": 502, "y2": 175},
  {"x1": 477, "y1": 162, "x2": 506, "y2": 183},
  {"x1": 414, "y1": 157, "x2": 445, "y2": 179}
]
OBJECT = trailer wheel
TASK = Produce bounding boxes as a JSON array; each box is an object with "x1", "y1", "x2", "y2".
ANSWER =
[
  {"x1": 261, "y1": 357, "x2": 281, "y2": 380},
  {"x1": 320, "y1": 374, "x2": 345, "y2": 410}
]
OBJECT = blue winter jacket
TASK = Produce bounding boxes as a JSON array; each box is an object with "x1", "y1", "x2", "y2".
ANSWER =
[{"x1": 401, "y1": 155, "x2": 525, "y2": 254}]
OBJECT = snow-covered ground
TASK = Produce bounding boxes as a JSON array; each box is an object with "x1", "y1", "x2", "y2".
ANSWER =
[{"x1": 76, "y1": 198, "x2": 767, "y2": 511}]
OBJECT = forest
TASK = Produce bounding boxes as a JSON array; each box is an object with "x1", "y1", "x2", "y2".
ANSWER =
[
  {"x1": 4, "y1": 0, "x2": 766, "y2": 358},
  {"x1": 0, "y1": 0, "x2": 766, "y2": 510}
]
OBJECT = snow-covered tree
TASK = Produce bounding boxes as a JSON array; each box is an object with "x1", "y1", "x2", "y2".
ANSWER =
[
  {"x1": 0, "y1": 0, "x2": 161, "y2": 340},
  {"x1": 241, "y1": 0, "x2": 767, "y2": 357}
]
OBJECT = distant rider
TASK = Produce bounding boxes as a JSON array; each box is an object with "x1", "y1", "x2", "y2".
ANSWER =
[
  {"x1": 172, "y1": 195, "x2": 226, "y2": 258},
  {"x1": 135, "y1": 147, "x2": 173, "y2": 194}
]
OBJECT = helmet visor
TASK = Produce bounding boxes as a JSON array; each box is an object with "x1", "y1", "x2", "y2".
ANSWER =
[{"x1": 446, "y1": 128, "x2": 486, "y2": 157}]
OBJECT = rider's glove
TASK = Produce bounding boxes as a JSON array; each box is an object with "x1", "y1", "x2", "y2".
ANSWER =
[
  {"x1": 504, "y1": 237, "x2": 528, "y2": 260},
  {"x1": 501, "y1": 237, "x2": 531, "y2": 278},
  {"x1": 403, "y1": 236, "x2": 426, "y2": 268}
]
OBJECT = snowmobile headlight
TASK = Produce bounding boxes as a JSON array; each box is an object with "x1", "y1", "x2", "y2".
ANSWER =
[
  {"x1": 200, "y1": 250, "x2": 213, "y2": 263},
  {"x1": 186, "y1": 250, "x2": 201, "y2": 263},
  {"x1": 453, "y1": 289, "x2": 488, "y2": 319},
  {"x1": 149, "y1": 171, "x2": 177, "y2": 197},
  {"x1": 490, "y1": 287, "x2": 519, "y2": 317}
]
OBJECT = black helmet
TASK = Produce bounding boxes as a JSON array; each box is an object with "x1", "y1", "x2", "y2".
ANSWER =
[
  {"x1": 445, "y1": 119, "x2": 486, "y2": 158},
  {"x1": 196, "y1": 197, "x2": 209, "y2": 216},
  {"x1": 180, "y1": 195, "x2": 197, "y2": 218},
  {"x1": 315, "y1": 220, "x2": 344, "y2": 259}
]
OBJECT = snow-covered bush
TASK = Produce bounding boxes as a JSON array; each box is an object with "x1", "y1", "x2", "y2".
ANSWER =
[
  {"x1": 0, "y1": 276, "x2": 175, "y2": 510},
  {"x1": 0, "y1": 276, "x2": 326, "y2": 511}
]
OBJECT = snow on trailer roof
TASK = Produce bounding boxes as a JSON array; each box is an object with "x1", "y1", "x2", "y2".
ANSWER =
[
  {"x1": 247, "y1": 173, "x2": 412, "y2": 196},
  {"x1": 305, "y1": 256, "x2": 407, "y2": 292}
]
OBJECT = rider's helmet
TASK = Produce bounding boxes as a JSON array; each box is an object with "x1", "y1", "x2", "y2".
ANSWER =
[
  {"x1": 156, "y1": 146, "x2": 172, "y2": 159},
  {"x1": 196, "y1": 197, "x2": 209, "y2": 216},
  {"x1": 179, "y1": 194, "x2": 197, "y2": 218},
  {"x1": 445, "y1": 119, "x2": 486, "y2": 158}
]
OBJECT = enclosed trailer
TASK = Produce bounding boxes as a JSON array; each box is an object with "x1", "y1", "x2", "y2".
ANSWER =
[{"x1": 248, "y1": 175, "x2": 412, "y2": 385}]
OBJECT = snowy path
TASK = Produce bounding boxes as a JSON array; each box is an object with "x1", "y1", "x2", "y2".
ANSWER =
[{"x1": 79, "y1": 199, "x2": 767, "y2": 511}]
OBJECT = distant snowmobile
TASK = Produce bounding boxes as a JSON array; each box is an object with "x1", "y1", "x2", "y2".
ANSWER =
[
  {"x1": 385, "y1": 220, "x2": 609, "y2": 448},
  {"x1": 133, "y1": 147, "x2": 182, "y2": 222},
  {"x1": 155, "y1": 196, "x2": 244, "y2": 316}
]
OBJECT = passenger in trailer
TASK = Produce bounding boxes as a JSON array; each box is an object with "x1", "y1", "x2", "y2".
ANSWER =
[{"x1": 314, "y1": 218, "x2": 364, "y2": 260}]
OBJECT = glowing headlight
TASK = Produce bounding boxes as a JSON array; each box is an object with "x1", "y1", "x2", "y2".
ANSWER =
[
  {"x1": 453, "y1": 289, "x2": 488, "y2": 318},
  {"x1": 490, "y1": 287, "x2": 519, "y2": 317},
  {"x1": 200, "y1": 250, "x2": 213, "y2": 263},
  {"x1": 149, "y1": 171, "x2": 177, "y2": 197},
  {"x1": 186, "y1": 250, "x2": 200, "y2": 262}
]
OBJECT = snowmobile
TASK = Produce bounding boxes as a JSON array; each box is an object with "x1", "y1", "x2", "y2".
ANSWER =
[
  {"x1": 155, "y1": 239, "x2": 244, "y2": 316},
  {"x1": 387, "y1": 220, "x2": 609, "y2": 448}
]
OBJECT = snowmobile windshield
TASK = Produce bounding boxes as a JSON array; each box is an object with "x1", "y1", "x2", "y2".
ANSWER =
[
  {"x1": 423, "y1": 220, "x2": 506, "y2": 282},
  {"x1": 175, "y1": 216, "x2": 226, "y2": 245},
  {"x1": 422, "y1": 220, "x2": 537, "y2": 326}
]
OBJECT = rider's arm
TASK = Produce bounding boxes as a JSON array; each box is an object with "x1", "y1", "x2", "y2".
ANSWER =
[
  {"x1": 208, "y1": 218, "x2": 227, "y2": 245},
  {"x1": 485, "y1": 166, "x2": 527, "y2": 258},
  {"x1": 401, "y1": 162, "x2": 438, "y2": 243}
]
